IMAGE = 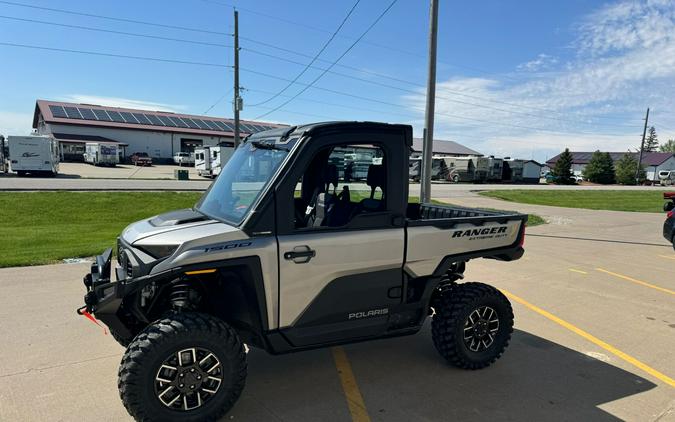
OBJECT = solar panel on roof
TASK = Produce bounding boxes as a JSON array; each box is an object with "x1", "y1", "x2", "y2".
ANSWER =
[
  {"x1": 157, "y1": 116, "x2": 178, "y2": 127},
  {"x1": 49, "y1": 105, "x2": 68, "y2": 118},
  {"x1": 119, "y1": 112, "x2": 138, "y2": 124},
  {"x1": 107, "y1": 111, "x2": 125, "y2": 123},
  {"x1": 191, "y1": 118, "x2": 211, "y2": 130},
  {"x1": 252, "y1": 124, "x2": 268, "y2": 132},
  {"x1": 133, "y1": 113, "x2": 152, "y2": 125},
  {"x1": 211, "y1": 121, "x2": 229, "y2": 131},
  {"x1": 181, "y1": 118, "x2": 200, "y2": 130},
  {"x1": 239, "y1": 124, "x2": 255, "y2": 133},
  {"x1": 201, "y1": 120, "x2": 219, "y2": 131},
  {"x1": 168, "y1": 116, "x2": 189, "y2": 128},
  {"x1": 78, "y1": 108, "x2": 97, "y2": 120},
  {"x1": 64, "y1": 107, "x2": 83, "y2": 119},
  {"x1": 145, "y1": 114, "x2": 165, "y2": 126},
  {"x1": 92, "y1": 109, "x2": 112, "y2": 121}
]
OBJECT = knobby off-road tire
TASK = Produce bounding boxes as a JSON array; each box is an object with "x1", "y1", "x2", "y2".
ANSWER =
[
  {"x1": 110, "y1": 329, "x2": 133, "y2": 348},
  {"x1": 118, "y1": 312, "x2": 247, "y2": 422},
  {"x1": 431, "y1": 282, "x2": 514, "y2": 369}
]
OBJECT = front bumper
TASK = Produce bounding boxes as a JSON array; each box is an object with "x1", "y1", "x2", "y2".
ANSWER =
[{"x1": 78, "y1": 247, "x2": 185, "y2": 337}]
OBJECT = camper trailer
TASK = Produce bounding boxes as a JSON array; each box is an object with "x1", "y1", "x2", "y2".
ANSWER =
[
  {"x1": 660, "y1": 170, "x2": 675, "y2": 186},
  {"x1": 0, "y1": 135, "x2": 6, "y2": 173},
  {"x1": 84, "y1": 142, "x2": 119, "y2": 166},
  {"x1": 502, "y1": 159, "x2": 524, "y2": 183},
  {"x1": 443, "y1": 157, "x2": 476, "y2": 182},
  {"x1": 195, "y1": 144, "x2": 235, "y2": 178},
  {"x1": 8, "y1": 135, "x2": 59, "y2": 176}
]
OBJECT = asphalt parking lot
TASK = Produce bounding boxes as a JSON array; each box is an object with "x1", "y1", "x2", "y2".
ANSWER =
[{"x1": 0, "y1": 196, "x2": 673, "y2": 421}]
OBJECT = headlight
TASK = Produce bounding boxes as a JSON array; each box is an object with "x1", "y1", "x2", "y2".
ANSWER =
[{"x1": 137, "y1": 244, "x2": 179, "y2": 259}]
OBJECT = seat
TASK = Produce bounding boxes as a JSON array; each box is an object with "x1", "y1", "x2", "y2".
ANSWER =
[
  {"x1": 312, "y1": 164, "x2": 339, "y2": 227},
  {"x1": 361, "y1": 164, "x2": 386, "y2": 211}
]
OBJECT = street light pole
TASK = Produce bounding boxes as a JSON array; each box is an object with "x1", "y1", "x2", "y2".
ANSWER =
[{"x1": 420, "y1": 0, "x2": 439, "y2": 204}]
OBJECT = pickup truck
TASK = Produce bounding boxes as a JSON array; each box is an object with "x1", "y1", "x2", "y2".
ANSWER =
[
  {"x1": 130, "y1": 152, "x2": 153, "y2": 166},
  {"x1": 173, "y1": 151, "x2": 195, "y2": 167},
  {"x1": 78, "y1": 122, "x2": 527, "y2": 422},
  {"x1": 664, "y1": 192, "x2": 674, "y2": 249}
]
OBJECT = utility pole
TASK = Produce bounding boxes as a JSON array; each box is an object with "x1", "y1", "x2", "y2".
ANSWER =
[
  {"x1": 420, "y1": 0, "x2": 439, "y2": 204},
  {"x1": 233, "y1": 9, "x2": 241, "y2": 147},
  {"x1": 636, "y1": 107, "x2": 650, "y2": 183}
]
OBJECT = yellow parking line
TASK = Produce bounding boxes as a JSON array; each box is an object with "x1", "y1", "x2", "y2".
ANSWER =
[
  {"x1": 332, "y1": 347, "x2": 371, "y2": 422},
  {"x1": 596, "y1": 268, "x2": 675, "y2": 296},
  {"x1": 501, "y1": 289, "x2": 675, "y2": 388},
  {"x1": 658, "y1": 254, "x2": 675, "y2": 260},
  {"x1": 568, "y1": 268, "x2": 588, "y2": 274}
]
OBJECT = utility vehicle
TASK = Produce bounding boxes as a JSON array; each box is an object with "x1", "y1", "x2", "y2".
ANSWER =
[{"x1": 79, "y1": 122, "x2": 527, "y2": 422}]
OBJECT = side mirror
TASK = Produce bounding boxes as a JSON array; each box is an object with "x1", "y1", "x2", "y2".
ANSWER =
[{"x1": 664, "y1": 201, "x2": 674, "y2": 212}]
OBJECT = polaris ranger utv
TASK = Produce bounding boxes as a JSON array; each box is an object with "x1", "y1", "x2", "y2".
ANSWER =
[{"x1": 79, "y1": 122, "x2": 527, "y2": 422}]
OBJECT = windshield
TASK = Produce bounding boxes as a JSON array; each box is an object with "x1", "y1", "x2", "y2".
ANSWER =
[{"x1": 196, "y1": 138, "x2": 294, "y2": 225}]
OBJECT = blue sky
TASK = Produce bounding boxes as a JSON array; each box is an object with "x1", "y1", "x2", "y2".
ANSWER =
[{"x1": 1, "y1": 0, "x2": 674, "y2": 161}]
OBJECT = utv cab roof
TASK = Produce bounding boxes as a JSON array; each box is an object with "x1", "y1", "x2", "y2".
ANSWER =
[{"x1": 246, "y1": 121, "x2": 413, "y2": 146}]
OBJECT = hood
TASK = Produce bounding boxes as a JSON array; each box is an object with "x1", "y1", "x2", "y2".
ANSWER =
[{"x1": 122, "y1": 209, "x2": 216, "y2": 244}]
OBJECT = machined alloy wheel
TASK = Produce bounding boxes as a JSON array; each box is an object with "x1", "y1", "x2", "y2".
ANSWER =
[
  {"x1": 154, "y1": 347, "x2": 223, "y2": 411},
  {"x1": 463, "y1": 306, "x2": 499, "y2": 352}
]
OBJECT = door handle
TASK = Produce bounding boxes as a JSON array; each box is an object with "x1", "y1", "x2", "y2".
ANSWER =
[{"x1": 284, "y1": 246, "x2": 316, "y2": 263}]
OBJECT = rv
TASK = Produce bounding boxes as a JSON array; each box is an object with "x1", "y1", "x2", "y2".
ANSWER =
[
  {"x1": 8, "y1": 135, "x2": 59, "y2": 176},
  {"x1": 0, "y1": 135, "x2": 6, "y2": 173},
  {"x1": 659, "y1": 170, "x2": 675, "y2": 186},
  {"x1": 195, "y1": 144, "x2": 235, "y2": 178},
  {"x1": 443, "y1": 157, "x2": 476, "y2": 182},
  {"x1": 84, "y1": 142, "x2": 119, "y2": 166}
]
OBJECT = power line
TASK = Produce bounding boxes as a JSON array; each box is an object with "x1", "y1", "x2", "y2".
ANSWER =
[
  {"x1": 196, "y1": 0, "x2": 535, "y2": 84},
  {"x1": 203, "y1": 88, "x2": 233, "y2": 115},
  {"x1": 0, "y1": 41, "x2": 229, "y2": 68},
  {"x1": 249, "y1": 0, "x2": 361, "y2": 107},
  {"x1": 0, "y1": 39, "x2": 638, "y2": 139},
  {"x1": 3, "y1": 2, "x2": 642, "y2": 125},
  {"x1": 241, "y1": 46, "x2": 640, "y2": 129},
  {"x1": 0, "y1": 0, "x2": 230, "y2": 35},
  {"x1": 240, "y1": 66, "x2": 635, "y2": 138},
  {"x1": 0, "y1": 15, "x2": 232, "y2": 48},
  {"x1": 253, "y1": 0, "x2": 399, "y2": 120}
]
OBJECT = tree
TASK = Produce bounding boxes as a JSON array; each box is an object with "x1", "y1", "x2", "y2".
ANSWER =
[
  {"x1": 552, "y1": 148, "x2": 574, "y2": 184},
  {"x1": 659, "y1": 139, "x2": 675, "y2": 153},
  {"x1": 582, "y1": 151, "x2": 615, "y2": 184},
  {"x1": 614, "y1": 153, "x2": 645, "y2": 185},
  {"x1": 641, "y1": 126, "x2": 659, "y2": 152}
]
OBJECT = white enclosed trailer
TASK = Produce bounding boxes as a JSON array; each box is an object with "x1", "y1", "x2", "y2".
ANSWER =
[
  {"x1": 84, "y1": 142, "x2": 119, "y2": 166},
  {"x1": 8, "y1": 135, "x2": 59, "y2": 176},
  {"x1": 195, "y1": 144, "x2": 235, "y2": 178}
]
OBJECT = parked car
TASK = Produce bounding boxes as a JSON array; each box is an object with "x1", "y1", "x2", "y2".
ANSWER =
[
  {"x1": 664, "y1": 192, "x2": 674, "y2": 250},
  {"x1": 130, "y1": 152, "x2": 152, "y2": 166},
  {"x1": 659, "y1": 170, "x2": 675, "y2": 186},
  {"x1": 571, "y1": 174, "x2": 584, "y2": 183},
  {"x1": 78, "y1": 121, "x2": 527, "y2": 421},
  {"x1": 173, "y1": 151, "x2": 195, "y2": 167}
]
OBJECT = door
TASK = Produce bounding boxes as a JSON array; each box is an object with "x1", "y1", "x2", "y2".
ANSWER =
[{"x1": 276, "y1": 142, "x2": 405, "y2": 347}]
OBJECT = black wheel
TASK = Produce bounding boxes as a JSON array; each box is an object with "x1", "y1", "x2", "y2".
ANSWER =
[
  {"x1": 118, "y1": 312, "x2": 247, "y2": 422},
  {"x1": 431, "y1": 282, "x2": 513, "y2": 369}
]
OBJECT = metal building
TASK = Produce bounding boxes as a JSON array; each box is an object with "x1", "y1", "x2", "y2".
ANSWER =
[{"x1": 31, "y1": 99, "x2": 286, "y2": 163}]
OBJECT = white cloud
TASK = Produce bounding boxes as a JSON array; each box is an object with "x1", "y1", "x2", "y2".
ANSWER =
[
  {"x1": 517, "y1": 54, "x2": 559, "y2": 72},
  {"x1": 0, "y1": 111, "x2": 34, "y2": 136},
  {"x1": 404, "y1": 0, "x2": 675, "y2": 162},
  {"x1": 60, "y1": 95, "x2": 185, "y2": 112}
]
